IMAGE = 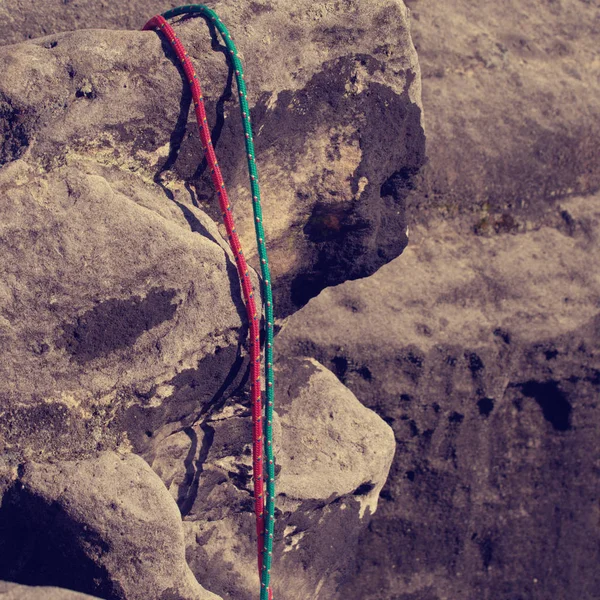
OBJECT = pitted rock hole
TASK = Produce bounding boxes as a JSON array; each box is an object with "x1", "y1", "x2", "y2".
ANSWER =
[
  {"x1": 521, "y1": 380, "x2": 572, "y2": 431},
  {"x1": 59, "y1": 288, "x2": 180, "y2": 363},
  {"x1": 477, "y1": 397, "x2": 495, "y2": 417},
  {"x1": 0, "y1": 95, "x2": 33, "y2": 166},
  {"x1": 353, "y1": 482, "x2": 376, "y2": 496}
]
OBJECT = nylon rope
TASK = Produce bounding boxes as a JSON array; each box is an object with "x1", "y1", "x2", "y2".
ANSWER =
[{"x1": 143, "y1": 7, "x2": 275, "y2": 600}]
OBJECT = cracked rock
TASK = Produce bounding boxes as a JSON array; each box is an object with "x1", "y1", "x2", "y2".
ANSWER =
[
  {"x1": 152, "y1": 357, "x2": 395, "y2": 600},
  {"x1": 279, "y1": 193, "x2": 600, "y2": 599},
  {"x1": 0, "y1": 0, "x2": 425, "y2": 316},
  {"x1": 0, "y1": 159, "x2": 254, "y2": 461}
]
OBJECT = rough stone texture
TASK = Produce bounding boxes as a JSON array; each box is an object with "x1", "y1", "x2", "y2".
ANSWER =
[
  {"x1": 0, "y1": 1, "x2": 169, "y2": 43},
  {"x1": 0, "y1": 5, "x2": 415, "y2": 597},
  {"x1": 273, "y1": 357, "x2": 395, "y2": 519},
  {"x1": 279, "y1": 192, "x2": 600, "y2": 599},
  {"x1": 149, "y1": 357, "x2": 395, "y2": 600},
  {"x1": 0, "y1": 0, "x2": 425, "y2": 315},
  {"x1": 0, "y1": 582, "x2": 100, "y2": 600},
  {"x1": 404, "y1": 0, "x2": 600, "y2": 230},
  {"x1": 0, "y1": 452, "x2": 220, "y2": 600},
  {"x1": 0, "y1": 158, "x2": 252, "y2": 462},
  {"x1": 273, "y1": 3, "x2": 600, "y2": 593},
  {"x1": 8, "y1": 2, "x2": 598, "y2": 600}
]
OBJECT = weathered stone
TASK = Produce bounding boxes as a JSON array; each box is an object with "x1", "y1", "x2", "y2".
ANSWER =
[
  {"x1": 151, "y1": 357, "x2": 395, "y2": 600},
  {"x1": 0, "y1": 0, "x2": 425, "y2": 315},
  {"x1": 276, "y1": 0, "x2": 600, "y2": 594},
  {"x1": 274, "y1": 357, "x2": 395, "y2": 518},
  {"x1": 0, "y1": 1, "x2": 169, "y2": 44},
  {"x1": 404, "y1": 0, "x2": 600, "y2": 230},
  {"x1": 0, "y1": 452, "x2": 220, "y2": 600},
  {"x1": 0, "y1": 1, "x2": 422, "y2": 597},
  {"x1": 0, "y1": 159, "x2": 252, "y2": 461},
  {"x1": 0, "y1": 582, "x2": 100, "y2": 600},
  {"x1": 279, "y1": 193, "x2": 600, "y2": 599}
]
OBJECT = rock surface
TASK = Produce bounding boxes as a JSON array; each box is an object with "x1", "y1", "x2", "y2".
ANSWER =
[
  {"x1": 279, "y1": 192, "x2": 600, "y2": 599},
  {"x1": 0, "y1": 0, "x2": 425, "y2": 316},
  {"x1": 0, "y1": 452, "x2": 220, "y2": 600},
  {"x1": 0, "y1": 158, "x2": 252, "y2": 461},
  {"x1": 404, "y1": 0, "x2": 600, "y2": 230},
  {"x1": 6, "y1": 1, "x2": 597, "y2": 600},
  {"x1": 149, "y1": 357, "x2": 395, "y2": 600},
  {"x1": 0, "y1": 1, "x2": 168, "y2": 43},
  {"x1": 0, "y1": 582, "x2": 100, "y2": 600},
  {"x1": 0, "y1": 2, "x2": 411, "y2": 597}
]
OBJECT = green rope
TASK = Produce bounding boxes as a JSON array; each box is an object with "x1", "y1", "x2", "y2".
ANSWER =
[{"x1": 162, "y1": 5, "x2": 275, "y2": 598}]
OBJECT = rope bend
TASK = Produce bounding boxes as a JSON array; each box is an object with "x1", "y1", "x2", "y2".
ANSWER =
[{"x1": 143, "y1": 6, "x2": 275, "y2": 600}]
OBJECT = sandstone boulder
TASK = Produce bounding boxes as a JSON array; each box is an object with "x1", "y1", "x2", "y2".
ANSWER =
[
  {"x1": 279, "y1": 193, "x2": 600, "y2": 599},
  {"x1": 0, "y1": 158, "x2": 252, "y2": 462},
  {"x1": 150, "y1": 357, "x2": 395, "y2": 600},
  {"x1": 0, "y1": 452, "x2": 220, "y2": 600},
  {"x1": 0, "y1": 582, "x2": 100, "y2": 600},
  {"x1": 0, "y1": 2, "x2": 422, "y2": 597},
  {"x1": 0, "y1": 0, "x2": 425, "y2": 315}
]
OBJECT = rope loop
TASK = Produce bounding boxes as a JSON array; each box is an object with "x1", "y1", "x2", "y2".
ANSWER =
[{"x1": 143, "y1": 7, "x2": 276, "y2": 600}]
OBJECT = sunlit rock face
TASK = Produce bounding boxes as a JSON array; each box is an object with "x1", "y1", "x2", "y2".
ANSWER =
[
  {"x1": 0, "y1": 2, "x2": 416, "y2": 598},
  {"x1": 0, "y1": 0, "x2": 425, "y2": 316}
]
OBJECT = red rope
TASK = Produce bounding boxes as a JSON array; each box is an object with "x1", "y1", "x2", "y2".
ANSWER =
[{"x1": 142, "y1": 15, "x2": 268, "y2": 585}]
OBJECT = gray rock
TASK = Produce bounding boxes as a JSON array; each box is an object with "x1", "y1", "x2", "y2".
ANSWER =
[
  {"x1": 151, "y1": 357, "x2": 395, "y2": 600},
  {"x1": 0, "y1": 0, "x2": 425, "y2": 315},
  {"x1": 0, "y1": 1, "x2": 169, "y2": 45},
  {"x1": 0, "y1": 1, "x2": 421, "y2": 597},
  {"x1": 0, "y1": 159, "x2": 252, "y2": 461},
  {"x1": 0, "y1": 582, "x2": 100, "y2": 599},
  {"x1": 405, "y1": 0, "x2": 600, "y2": 231},
  {"x1": 274, "y1": 357, "x2": 395, "y2": 518},
  {"x1": 279, "y1": 193, "x2": 600, "y2": 599},
  {"x1": 0, "y1": 451, "x2": 220, "y2": 600}
]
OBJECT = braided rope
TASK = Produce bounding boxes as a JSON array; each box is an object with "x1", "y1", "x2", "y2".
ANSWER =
[{"x1": 143, "y1": 7, "x2": 275, "y2": 600}]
